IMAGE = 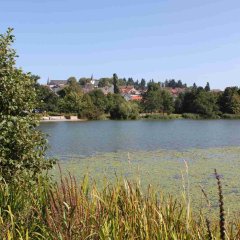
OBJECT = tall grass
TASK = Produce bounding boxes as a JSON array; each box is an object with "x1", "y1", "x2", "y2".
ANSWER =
[{"x1": 0, "y1": 171, "x2": 240, "y2": 239}]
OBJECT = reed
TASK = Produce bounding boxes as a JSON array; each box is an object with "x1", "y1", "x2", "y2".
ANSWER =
[{"x1": 0, "y1": 170, "x2": 240, "y2": 239}]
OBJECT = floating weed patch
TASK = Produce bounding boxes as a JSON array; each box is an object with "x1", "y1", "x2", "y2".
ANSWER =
[{"x1": 51, "y1": 147, "x2": 240, "y2": 216}]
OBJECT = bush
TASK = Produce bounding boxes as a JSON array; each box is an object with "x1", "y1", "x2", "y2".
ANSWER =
[
  {"x1": 110, "y1": 102, "x2": 139, "y2": 120},
  {"x1": 221, "y1": 114, "x2": 240, "y2": 119},
  {"x1": 144, "y1": 113, "x2": 182, "y2": 120},
  {"x1": 1, "y1": 173, "x2": 239, "y2": 239},
  {"x1": 182, "y1": 113, "x2": 203, "y2": 119},
  {"x1": 0, "y1": 28, "x2": 54, "y2": 182}
]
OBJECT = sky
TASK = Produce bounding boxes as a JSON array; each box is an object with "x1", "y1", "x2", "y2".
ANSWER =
[{"x1": 1, "y1": 0, "x2": 240, "y2": 89}]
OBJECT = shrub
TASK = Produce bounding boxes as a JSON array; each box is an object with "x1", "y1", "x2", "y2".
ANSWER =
[{"x1": 0, "y1": 28, "x2": 55, "y2": 182}]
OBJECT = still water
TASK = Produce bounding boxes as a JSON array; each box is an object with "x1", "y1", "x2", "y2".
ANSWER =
[
  {"x1": 40, "y1": 120, "x2": 240, "y2": 213},
  {"x1": 40, "y1": 119, "x2": 240, "y2": 158}
]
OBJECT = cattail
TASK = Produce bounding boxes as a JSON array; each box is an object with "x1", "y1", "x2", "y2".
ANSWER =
[
  {"x1": 214, "y1": 169, "x2": 225, "y2": 240},
  {"x1": 206, "y1": 218, "x2": 212, "y2": 240}
]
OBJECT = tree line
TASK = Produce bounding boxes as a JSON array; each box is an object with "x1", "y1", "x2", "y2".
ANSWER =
[{"x1": 35, "y1": 75, "x2": 240, "y2": 119}]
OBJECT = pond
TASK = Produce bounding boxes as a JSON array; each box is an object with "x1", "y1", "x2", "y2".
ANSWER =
[
  {"x1": 40, "y1": 120, "x2": 240, "y2": 215},
  {"x1": 40, "y1": 119, "x2": 240, "y2": 158}
]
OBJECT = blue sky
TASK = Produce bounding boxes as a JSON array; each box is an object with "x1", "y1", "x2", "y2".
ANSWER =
[{"x1": 1, "y1": 0, "x2": 240, "y2": 89}]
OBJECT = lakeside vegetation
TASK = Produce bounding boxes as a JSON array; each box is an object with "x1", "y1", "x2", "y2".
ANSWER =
[
  {"x1": 36, "y1": 75, "x2": 240, "y2": 121},
  {"x1": 1, "y1": 28, "x2": 240, "y2": 239}
]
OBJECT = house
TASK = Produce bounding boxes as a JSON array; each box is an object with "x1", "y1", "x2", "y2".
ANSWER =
[
  {"x1": 119, "y1": 86, "x2": 141, "y2": 95},
  {"x1": 99, "y1": 85, "x2": 114, "y2": 95},
  {"x1": 47, "y1": 79, "x2": 68, "y2": 93},
  {"x1": 165, "y1": 87, "x2": 186, "y2": 99},
  {"x1": 47, "y1": 80, "x2": 68, "y2": 87},
  {"x1": 130, "y1": 95, "x2": 142, "y2": 101},
  {"x1": 82, "y1": 83, "x2": 95, "y2": 94}
]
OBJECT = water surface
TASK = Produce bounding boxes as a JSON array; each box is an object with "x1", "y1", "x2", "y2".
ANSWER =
[
  {"x1": 40, "y1": 120, "x2": 240, "y2": 158},
  {"x1": 40, "y1": 120, "x2": 240, "y2": 214}
]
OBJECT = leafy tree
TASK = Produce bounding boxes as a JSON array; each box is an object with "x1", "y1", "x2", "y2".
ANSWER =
[
  {"x1": 98, "y1": 78, "x2": 112, "y2": 87},
  {"x1": 0, "y1": 28, "x2": 54, "y2": 182},
  {"x1": 140, "y1": 78, "x2": 146, "y2": 90},
  {"x1": 147, "y1": 82, "x2": 160, "y2": 92},
  {"x1": 161, "y1": 90, "x2": 174, "y2": 114},
  {"x1": 192, "y1": 83, "x2": 197, "y2": 90},
  {"x1": 113, "y1": 73, "x2": 120, "y2": 94},
  {"x1": 110, "y1": 101, "x2": 139, "y2": 119},
  {"x1": 106, "y1": 94, "x2": 125, "y2": 113},
  {"x1": 164, "y1": 79, "x2": 186, "y2": 88},
  {"x1": 231, "y1": 93, "x2": 240, "y2": 114},
  {"x1": 35, "y1": 84, "x2": 59, "y2": 112},
  {"x1": 127, "y1": 77, "x2": 134, "y2": 86},
  {"x1": 118, "y1": 78, "x2": 127, "y2": 86},
  {"x1": 67, "y1": 76, "x2": 78, "y2": 84},
  {"x1": 79, "y1": 77, "x2": 91, "y2": 86},
  {"x1": 78, "y1": 94, "x2": 102, "y2": 120},
  {"x1": 205, "y1": 82, "x2": 210, "y2": 92},
  {"x1": 88, "y1": 89, "x2": 107, "y2": 113},
  {"x1": 59, "y1": 79, "x2": 83, "y2": 113},
  {"x1": 219, "y1": 87, "x2": 240, "y2": 114},
  {"x1": 174, "y1": 93, "x2": 185, "y2": 113},
  {"x1": 143, "y1": 89, "x2": 173, "y2": 114},
  {"x1": 181, "y1": 91, "x2": 196, "y2": 113},
  {"x1": 193, "y1": 91, "x2": 219, "y2": 117},
  {"x1": 134, "y1": 79, "x2": 139, "y2": 89},
  {"x1": 143, "y1": 90, "x2": 161, "y2": 113}
]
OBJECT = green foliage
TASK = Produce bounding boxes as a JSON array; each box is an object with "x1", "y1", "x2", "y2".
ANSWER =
[
  {"x1": 219, "y1": 87, "x2": 240, "y2": 114},
  {"x1": 144, "y1": 113, "x2": 182, "y2": 120},
  {"x1": 88, "y1": 89, "x2": 107, "y2": 113},
  {"x1": 58, "y1": 79, "x2": 83, "y2": 113},
  {"x1": 193, "y1": 90, "x2": 219, "y2": 117},
  {"x1": 78, "y1": 94, "x2": 103, "y2": 120},
  {"x1": 35, "y1": 84, "x2": 59, "y2": 112},
  {"x1": 1, "y1": 173, "x2": 240, "y2": 239},
  {"x1": 143, "y1": 88, "x2": 174, "y2": 114},
  {"x1": 0, "y1": 28, "x2": 54, "y2": 182},
  {"x1": 113, "y1": 73, "x2": 120, "y2": 94},
  {"x1": 98, "y1": 77, "x2": 113, "y2": 87},
  {"x1": 205, "y1": 82, "x2": 211, "y2": 92},
  {"x1": 182, "y1": 113, "x2": 202, "y2": 119},
  {"x1": 110, "y1": 101, "x2": 139, "y2": 120},
  {"x1": 79, "y1": 77, "x2": 92, "y2": 86},
  {"x1": 176, "y1": 88, "x2": 220, "y2": 118},
  {"x1": 164, "y1": 79, "x2": 187, "y2": 88}
]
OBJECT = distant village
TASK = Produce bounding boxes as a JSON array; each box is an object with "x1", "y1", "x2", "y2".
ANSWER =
[{"x1": 43, "y1": 77, "x2": 198, "y2": 101}]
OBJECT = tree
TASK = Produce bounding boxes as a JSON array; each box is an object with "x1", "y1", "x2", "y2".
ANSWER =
[
  {"x1": 192, "y1": 83, "x2": 197, "y2": 90},
  {"x1": 110, "y1": 101, "x2": 139, "y2": 119},
  {"x1": 79, "y1": 77, "x2": 91, "y2": 86},
  {"x1": 161, "y1": 90, "x2": 174, "y2": 114},
  {"x1": 113, "y1": 73, "x2": 120, "y2": 94},
  {"x1": 88, "y1": 89, "x2": 107, "y2": 113},
  {"x1": 67, "y1": 76, "x2": 78, "y2": 84},
  {"x1": 140, "y1": 78, "x2": 146, "y2": 90},
  {"x1": 0, "y1": 28, "x2": 54, "y2": 182},
  {"x1": 58, "y1": 77, "x2": 83, "y2": 113},
  {"x1": 175, "y1": 93, "x2": 185, "y2": 113},
  {"x1": 193, "y1": 91, "x2": 219, "y2": 117},
  {"x1": 205, "y1": 82, "x2": 210, "y2": 92},
  {"x1": 98, "y1": 78, "x2": 112, "y2": 87},
  {"x1": 147, "y1": 82, "x2": 160, "y2": 92},
  {"x1": 219, "y1": 87, "x2": 240, "y2": 114},
  {"x1": 127, "y1": 77, "x2": 134, "y2": 86},
  {"x1": 35, "y1": 84, "x2": 59, "y2": 112},
  {"x1": 78, "y1": 94, "x2": 102, "y2": 120},
  {"x1": 231, "y1": 93, "x2": 240, "y2": 114},
  {"x1": 143, "y1": 90, "x2": 161, "y2": 113}
]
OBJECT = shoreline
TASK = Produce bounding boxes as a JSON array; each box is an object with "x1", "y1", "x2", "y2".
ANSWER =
[{"x1": 40, "y1": 119, "x2": 88, "y2": 122}]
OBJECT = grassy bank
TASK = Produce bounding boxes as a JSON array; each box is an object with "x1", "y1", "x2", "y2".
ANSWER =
[{"x1": 1, "y1": 171, "x2": 240, "y2": 239}]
